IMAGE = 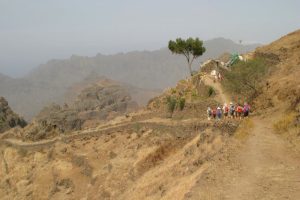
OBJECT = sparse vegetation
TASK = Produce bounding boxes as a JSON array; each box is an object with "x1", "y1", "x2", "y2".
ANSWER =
[
  {"x1": 222, "y1": 58, "x2": 269, "y2": 101},
  {"x1": 191, "y1": 89, "x2": 198, "y2": 97},
  {"x1": 17, "y1": 148, "x2": 28, "y2": 157},
  {"x1": 72, "y1": 155, "x2": 93, "y2": 177},
  {"x1": 179, "y1": 98, "x2": 186, "y2": 110},
  {"x1": 208, "y1": 86, "x2": 215, "y2": 97},
  {"x1": 170, "y1": 88, "x2": 177, "y2": 94},
  {"x1": 166, "y1": 96, "x2": 177, "y2": 113},
  {"x1": 234, "y1": 118, "x2": 254, "y2": 140},
  {"x1": 166, "y1": 96, "x2": 186, "y2": 113},
  {"x1": 179, "y1": 79, "x2": 187, "y2": 84},
  {"x1": 273, "y1": 112, "x2": 298, "y2": 134},
  {"x1": 133, "y1": 123, "x2": 142, "y2": 133}
]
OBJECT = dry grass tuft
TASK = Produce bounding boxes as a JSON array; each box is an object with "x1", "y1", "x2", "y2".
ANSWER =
[
  {"x1": 234, "y1": 118, "x2": 254, "y2": 140},
  {"x1": 273, "y1": 112, "x2": 297, "y2": 134}
]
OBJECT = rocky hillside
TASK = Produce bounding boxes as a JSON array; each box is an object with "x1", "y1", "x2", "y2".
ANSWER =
[
  {"x1": 4, "y1": 80, "x2": 138, "y2": 141},
  {"x1": 254, "y1": 30, "x2": 300, "y2": 110},
  {"x1": 252, "y1": 30, "x2": 300, "y2": 145},
  {"x1": 0, "y1": 38, "x2": 259, "y2": 120},
  {"x1": 64, "y1": 74, "x2": 161, "y2": 107},
  {"x1": 2, "y1": 31, "x2": 300, "y2": 200},
  {"x1": 0, "y1": 97, "x2": 27, "y2": 133}
]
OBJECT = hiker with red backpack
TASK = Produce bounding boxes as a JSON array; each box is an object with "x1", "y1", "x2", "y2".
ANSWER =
[
  {"x1": 206, "y1": 102, "x2": 250, "y2": 121},
  {"x1": 236, "y1": 104, "x2": 243, "y2": 120},
  {"x1": 223, "y1": 103, "x2": 229, "y2": 119}
]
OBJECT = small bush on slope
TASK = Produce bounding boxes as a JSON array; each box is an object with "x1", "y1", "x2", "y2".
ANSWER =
[
  {"x1": 166, "y1": 96, "x2": 177, "y2": 113},
  {"x1": 208, "y1": 86, "x2": 215, "y2": 97},
  {"x1": 273, "y1": 112, "x2": 299, "y2": 134},
  {"x1": 178, "y1": 97, "x2": 186, "y2": 110}
]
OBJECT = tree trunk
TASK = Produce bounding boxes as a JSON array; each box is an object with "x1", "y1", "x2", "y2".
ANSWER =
[{"x1": 188, "y1": 62, "x2": 193, "y2": 76}]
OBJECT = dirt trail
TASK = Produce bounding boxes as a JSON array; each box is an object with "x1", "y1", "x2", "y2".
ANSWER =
[
  {"x1": 190, "y1": 116, "x2": 300, "y2": 199},
  {"x1": 2, "y1": 72, "x2": 299, "y2": 199},
  {"x1": 0, "y1": 117, "x2": 207, "y2": 149},
  {"x1": 188, "y1": 76, "x2": 300, "y2": 199},
  {"x1": 202, "y1": 75, "x2": 230, "y2": 103}
]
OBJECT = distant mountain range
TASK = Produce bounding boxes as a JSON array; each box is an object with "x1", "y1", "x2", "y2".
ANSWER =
[{"x1": 0, "y1": 38, "x2": 260, "y2": 120}]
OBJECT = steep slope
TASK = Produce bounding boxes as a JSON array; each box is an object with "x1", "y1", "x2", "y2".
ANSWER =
[
  {"x1": 0, "y1": 38, "x2": 259, "y2": 120},
  {"x1": 253, "y1": 29, "x2": 300, "y2": 145},
  {"x1": 0, "y1": 55, "x2": 239, "y2": 199},
  {"x1": 182, "y1": 29, "x2": 300, "y2": 199},
  {"x1": 0, "y1": 97, "x2": 27, "y2": 134},
  {"x1": 254, "y1": 29, "x2": 300, "y2": 110},
  {"x1": 0, "y1": 119, "x2": 237, "y2": 200},
  {"x1": 1, "y1": 31, "x2": 299, "y2": 200}
]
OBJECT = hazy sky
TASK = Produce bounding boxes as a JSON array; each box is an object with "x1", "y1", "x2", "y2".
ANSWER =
[{"x1": 1, "y1": 0, "x2": 299, "y2": 77}]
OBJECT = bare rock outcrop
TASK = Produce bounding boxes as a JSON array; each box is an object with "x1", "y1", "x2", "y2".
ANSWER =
[
  {"x1": 20, "y1": 82, "x2": 138, "y2": 141},
  {"x1": 0, "y1": 97, "x2": 27, "y2": 133}
]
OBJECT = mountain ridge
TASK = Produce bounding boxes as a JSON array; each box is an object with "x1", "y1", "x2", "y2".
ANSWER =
[{"x1": 0, "y1": 38, "x2": 260, "y2": 120}]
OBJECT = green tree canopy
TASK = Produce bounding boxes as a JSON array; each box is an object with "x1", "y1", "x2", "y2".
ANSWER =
[{"x1": 168, "y1": 37, "x2": 206, "y2": 76}]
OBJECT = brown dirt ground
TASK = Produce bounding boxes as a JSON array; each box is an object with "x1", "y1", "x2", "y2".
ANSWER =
[{"x1": 1, "y1": 29, "x2": 300, "y2": 200}]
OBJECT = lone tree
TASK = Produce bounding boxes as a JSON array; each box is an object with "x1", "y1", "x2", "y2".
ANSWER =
[{"x1": 168, "y1": 37, "x2": 206, "y2": 76}]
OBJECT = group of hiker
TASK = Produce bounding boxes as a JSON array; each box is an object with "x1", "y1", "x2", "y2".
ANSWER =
[{"x1": 207, "y1": 102, "x2": 250, "y2": 120}]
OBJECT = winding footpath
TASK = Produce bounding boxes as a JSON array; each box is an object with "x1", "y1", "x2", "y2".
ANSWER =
[
  {"x1": 189, "y1": 75, "x2": 300, "y2": 199},
  {"x1": 1, "y1": 74, "x2": 300, "y2": 199}
]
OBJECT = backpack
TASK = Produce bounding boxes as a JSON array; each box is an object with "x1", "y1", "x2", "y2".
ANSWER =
[
  {"x1": 238, "y1": 106, "x2": 243, "y2": 113},
  {"x1": 212, "y1": 109, "x2": 217, "y2": 115},
  {"x1": 244, "y1": 105, "x2": 250, "y2": 112},
  {"x1": 225, "y1": 106, "x2": 229, "y2": 113}
]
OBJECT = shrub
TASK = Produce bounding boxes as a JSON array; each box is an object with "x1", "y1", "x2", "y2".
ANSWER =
[
  {"x1": 166, "y1": 96, "x2": 177, "y2": 113},
  {"x1": 273, "y1": 113, "x2": 297, "y2": 134},
  {"x1": 170, "y1": 88, "x2": 177, "y2": 94},
  {"x1": 191, "y1": 89, "x2": 198, "y2": 97},
  {"x1": 133, "y1": 123, "x2": 141, "y2": 133},
  {"x1": 178, "y1": 98, "x2": 186, "y2": 110},
  {"x1": 222, "y1": 58, "x2": 269, "y2": 101},
  {"x1": 208, "y1": 87, "x2": 215, "y2": 97},
  {"x1": 179, "y1": 79, "x2": 187, "y2": 84}
]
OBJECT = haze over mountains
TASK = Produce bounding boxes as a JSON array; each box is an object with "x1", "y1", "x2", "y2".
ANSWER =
[{"x1": 0, "y1": 38, "x2": 259, "y2": 120}]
